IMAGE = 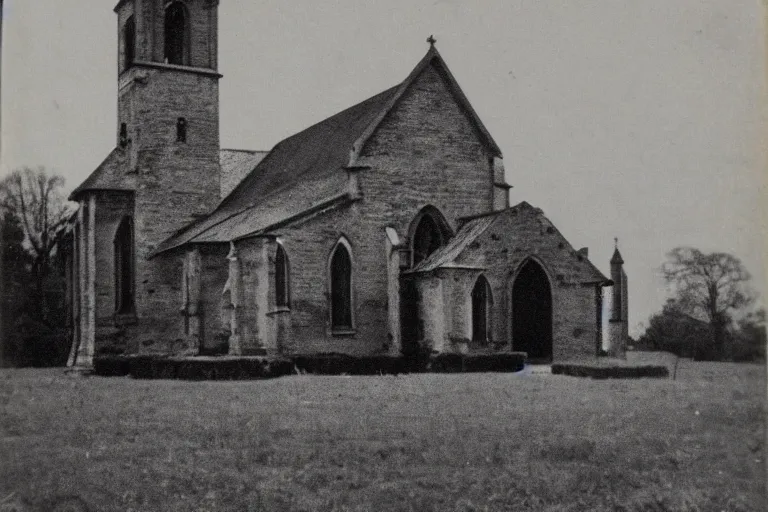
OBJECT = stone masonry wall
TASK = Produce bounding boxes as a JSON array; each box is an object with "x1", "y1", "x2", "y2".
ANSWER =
[
  {"x1": 450, "y1": 204, "x2": 603, "y2": 360},
  {"x1": 92, "y1": 191, "x2": 134, "y2": 354},
  {"x1": 357, "y1": 62, "x2": 495, "y2": 235},
  {"x1": 124, "y1": 67, "x2": 219, "y2": 348},
  {"x1": 230, "y1": 62, "x2": 499, "y2": 355}
]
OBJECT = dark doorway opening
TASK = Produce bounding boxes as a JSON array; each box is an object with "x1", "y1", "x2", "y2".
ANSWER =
[
  {"x1": 472, "y1": 276, "x2": 491, "y2": 343},
  {"x1": 512, "y1": 260, "x2": 552, "y2": 361},
  {"x1": 400, "y1": 277, "x2": 420, "y2": 355}
]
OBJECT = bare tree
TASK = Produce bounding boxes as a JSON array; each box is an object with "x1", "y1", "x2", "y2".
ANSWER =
[
  {"x1": 661, "y1": 247, "x2": 755, "y2": 358},
  {"x1": 0, "y1": 167, "x2": 74, "y2": 301}
]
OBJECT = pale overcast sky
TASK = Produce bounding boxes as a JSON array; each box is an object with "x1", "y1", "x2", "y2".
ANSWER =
[{"x1": 2, "y1": 0, "x2": 766, "y2": 336}]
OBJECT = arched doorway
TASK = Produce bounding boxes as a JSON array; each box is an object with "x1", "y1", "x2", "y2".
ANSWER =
[{"x1": 512, "y1": 259, "x2": 553, "y2": 361}]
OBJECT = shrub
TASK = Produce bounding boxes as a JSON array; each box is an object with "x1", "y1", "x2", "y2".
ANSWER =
[
  {"x1": 430, "y1": 352, "x2": 526, "y2": 373},
  {"x1": 551, "y1": 363, "x2": 668, "y2": 379},
  {"x1": 119, "y1": 355, "x2": 294, "y2": 380},
  {"x1": 93, "y1": 355, "x2": 131, "y2": 376},
  {"x1": 291, "y1": 353, "x2": 407, "y2": 375}
]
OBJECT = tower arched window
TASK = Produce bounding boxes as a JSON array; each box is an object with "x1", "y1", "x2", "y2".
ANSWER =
[
  {"x1": 114, "y1": 216, "x2": 135, "y2": 314},
  {"x1": 275, "y1": 243, "x2": 290, "y2": 308},
  {"x1": 329, "y1": 239, "x2": 353, "y2": 331},
  {"x1": 123, "y1": 16, "x2": 136, "y2": 70},
  {"x1": 164, "y1": 2, "x2": 189, "y2": 65},
  {"x1": 471, "y1": 275, "x2": 492, "y2": 343}
]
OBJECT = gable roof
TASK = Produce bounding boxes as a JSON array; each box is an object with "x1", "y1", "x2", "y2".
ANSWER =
[
  {"x1": 409, "y1": 202, "x2": 610, "y2": 285},
  {"x1": 350, "y1": 45, "x2": 502, "y2": 164},
  {"x1": 153, "y1": 45, "x2": 503, "y2": 256}
]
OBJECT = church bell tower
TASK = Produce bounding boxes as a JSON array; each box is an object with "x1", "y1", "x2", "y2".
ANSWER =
[
  {"x1": 112, "y1": 0, "x2": 221, "y2": 343},
  {"x1": 114, "y1": 0, "x2": 221, "y2": 234}
]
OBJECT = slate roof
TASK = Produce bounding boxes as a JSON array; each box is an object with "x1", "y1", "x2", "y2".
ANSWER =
[
  {"x1": 408, "y1": 202, "x2": 610, "y2": 285},
  {"x1": 150, "y1": 86, "x2": 399, "y2": 255},
  {"x1": 409, "y1": 215, "x2": 498, "y2": 273},
  {"x1": 70, "y1": 148, "x2": 269, "y2": 201},
  {"x1": 70, "y1": 149, "x2": 129, "y2": 199},
  {"x1": 219, "y1": 149, "x2": 268, "y2": 183},
  {"x1": 152, "y1": 45, "x2": 504, "y2": 256}
]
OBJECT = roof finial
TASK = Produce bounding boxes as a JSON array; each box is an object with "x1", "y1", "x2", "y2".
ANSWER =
[
  {"x1": 427, "y1": 35, "x2": 437, "y2": 47},
  {"x1": 614, "y1": 237, "x2": 618, "y2": 249}
]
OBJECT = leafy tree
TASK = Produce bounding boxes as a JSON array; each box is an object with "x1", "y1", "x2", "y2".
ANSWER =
[
  {"x1": 661, "y1": 247, "x2": 755, "y2": 359},
  {"x1": 638, "y1": 299, "x2": 713, "y2": 359},
  {"x1": 0, "y1": 167, "x2": 74, "y2": 319},
  {"x1": 0, "y1": 211, "x2": 32, "y2": 366},
  {"x1": 731, "y1": 308, "x2": 766, "y2": 362},
  {"x1": 0, "y1": 167, "x2": 74, "y2": 366}
]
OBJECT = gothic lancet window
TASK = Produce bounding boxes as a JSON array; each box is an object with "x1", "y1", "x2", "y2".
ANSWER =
[
  {"x1": 329, "y1": 240, "x2": 353, "y2": 331},
  {"x1": 164, "y1": 2, "x2": 189, "y2": 65},
  {"x1": 124, "y1": 16, "x2": 135, "y2": 70},
  {"x1": 275, "y1": 244, "x2": 290, "y2": 308},
  {"x1": 114, "y1": 216, "x2": 135, "y2": 314},
  {"x1": 471, "y1": 275, "x2": 492, "y2": 343}
]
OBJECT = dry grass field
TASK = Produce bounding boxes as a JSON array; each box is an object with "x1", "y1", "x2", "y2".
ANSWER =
[{"x1": 0, "y1": 357, "x2": 765, "y2": 511}]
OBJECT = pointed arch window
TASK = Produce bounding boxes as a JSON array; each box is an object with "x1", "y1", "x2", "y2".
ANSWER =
[
  {"x1": 471, "y1": 275, "x2": 492, "y2": 343},
  {"x1": 410, "y1": 206, "x2": 452, "y2": 268},
  {"x1": 275, "y1": 243, "x2": 290, "y2": 308},
  {"x1": 124, "y1": 16, "x2": 136, "y2": 70},
  {"x1": 114, "y1": 216, "x2": 135, "y2": 314},
  {"x1": 164, "y1": 2, "x2": 189, "y2": 65},
  {"x1": 329, "y1": 239, "x2": 353, "y2": 331}
]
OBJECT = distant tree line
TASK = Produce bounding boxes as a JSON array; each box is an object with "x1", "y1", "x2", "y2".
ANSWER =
[
  {"x1": 637, "y1": 247, "x2": 765, "y2": 362},
  {"x1": 0, "y1": 167, "x2": 74, "y2": 367}
]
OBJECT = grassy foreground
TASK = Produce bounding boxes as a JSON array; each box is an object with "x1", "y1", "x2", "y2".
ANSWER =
[{"x1": 0, "y1": 359, "x2": 765, "y2": 511}]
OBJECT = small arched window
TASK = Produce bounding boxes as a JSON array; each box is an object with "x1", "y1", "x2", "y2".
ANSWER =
[
  {"x1": 164, "y1": 2, "x2": 189, "y2": 65},
  {"x1": 124, "y1": 16, "x2": 136, "y2": 70},
  {"x1": 275, "y1": 244, "x2": 290, "y2": 308},
  {"x1": 114, "y1": 216, "x2": 135, "y2": 314},
  {"x1": 471, "y1": 275, "x2": 492, "y2": 343},
  {"x1": 329, "y1": 239, "x2": 353, "y2": 331}
]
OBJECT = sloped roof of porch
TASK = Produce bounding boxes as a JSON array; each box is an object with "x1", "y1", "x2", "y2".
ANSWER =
[{"x1": 408, "y1": 202, "x2": 610, "y2": 285}]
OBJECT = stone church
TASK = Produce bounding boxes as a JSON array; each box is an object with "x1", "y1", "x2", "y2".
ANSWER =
[{"x1": 65, "y1": 0, "x2": 628, "y2": 367}]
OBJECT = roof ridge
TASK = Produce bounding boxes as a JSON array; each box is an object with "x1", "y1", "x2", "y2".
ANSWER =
[
  {"x1": 220, "y1": 148, "x2": 269, "y2": 153},
  {"x1": 350, "y1": 45, "x2": 502, "y2": 166}
]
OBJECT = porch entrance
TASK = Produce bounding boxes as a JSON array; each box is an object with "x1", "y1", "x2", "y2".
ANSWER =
[{"x1": 512, "y1": 260, "x2": 553, "y2": 361}]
